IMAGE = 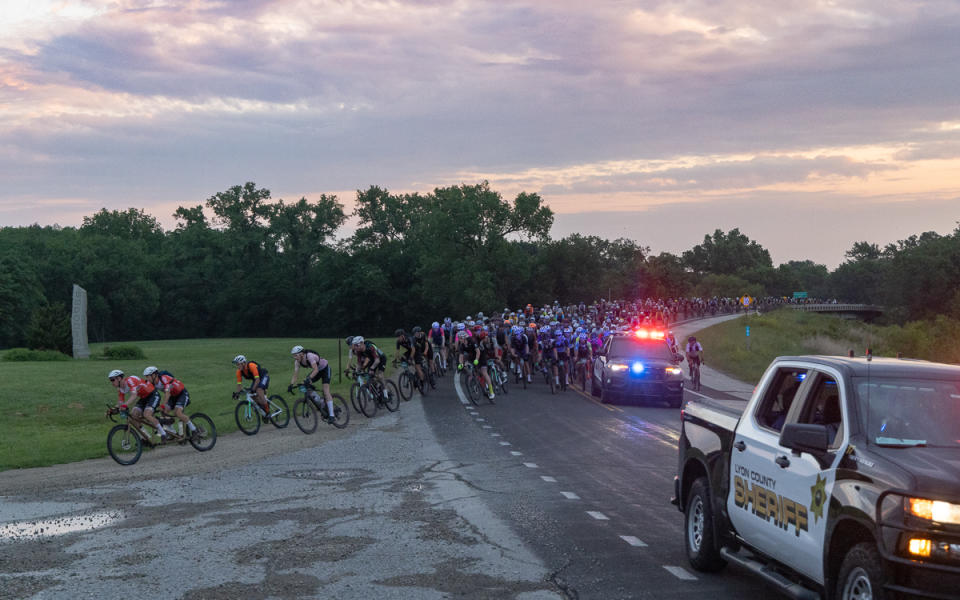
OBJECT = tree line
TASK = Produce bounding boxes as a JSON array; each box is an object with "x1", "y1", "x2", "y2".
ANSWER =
[{"x1": 1, "y1": 181, "x2": 958, "y2": 349}]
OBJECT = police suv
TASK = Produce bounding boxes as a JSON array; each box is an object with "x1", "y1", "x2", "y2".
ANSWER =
[{"x1": 674, "y1": 355, "x2": 960, "y2": 599}]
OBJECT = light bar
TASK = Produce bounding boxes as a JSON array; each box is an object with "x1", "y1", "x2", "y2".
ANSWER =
[{"x1": 633, "y1": 329, "x2": 666, "y2": 340}]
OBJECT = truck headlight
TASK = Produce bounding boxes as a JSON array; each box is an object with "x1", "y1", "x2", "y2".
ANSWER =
[
  {"x1": 609, "y1": 363, "x2": 629, "y2": 372},
  {"x1": 665, "y1": 367, "x2": 682, "y2": 376},
  {"x1": 908, "y1": 498, "x2": 960, "y2": 525}
]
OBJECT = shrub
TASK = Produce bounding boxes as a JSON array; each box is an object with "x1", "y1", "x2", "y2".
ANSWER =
[
  {"x1": 27, "y1": 303, "x2": 72, "y2": 355},
  {"x1": 101, "y1": 345, "x2": 146, "y2": 360},
  {"x1": 3, "y1": 348, "x2": 72, "y2": 362}
]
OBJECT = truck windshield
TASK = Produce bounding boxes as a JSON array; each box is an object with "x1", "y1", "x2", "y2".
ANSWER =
[
  {"x1": 855, "y1": 378, "x2": 960, "y2": 448},
  {"x1": 607, "y1": 337, "x2": 674, "y2": 361}
]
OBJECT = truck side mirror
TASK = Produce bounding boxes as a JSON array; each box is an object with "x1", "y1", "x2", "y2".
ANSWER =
[{"x1": 779, "y1": 423, "x2": 830, "y2": 456}]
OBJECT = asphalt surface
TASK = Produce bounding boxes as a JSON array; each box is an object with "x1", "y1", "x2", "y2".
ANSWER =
[{"x1": 0, "y1": 314, "x2": 785, "y2": 600}]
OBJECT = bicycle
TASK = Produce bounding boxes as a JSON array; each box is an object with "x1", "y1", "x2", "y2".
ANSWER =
[
  {"x1": 346, "y1": 368, "x2": 400, "y2": 416},
  {"x1": 105, "y1": 405, "x2": 217, "y2": 466},
  {"x1": 540, "y1": 359, "x2": 557, "y2": 395},
  {"x1": 431, "y1": 347, "x2": 446, "y2": 378},
  {"x1": 460, "y1": 362, "x2": 494, "y2": 405},
  {"x1": 488, "y1": 360, "x2": 509, "y2": 396},
  {"x1": 574, "y1": 357, "x2": 591, "y2": 392},
  {"x1": 395, "y1": 358, "x2": 432, "y2": 400},
  {"x1": 287, "y1": 382, "x2": 349, "y2": 433},
  {"x1": 233, "y1": 387, "x2": 289, "y2": 435},
  {"x1": 689, "y1": 358, "x2": 702, "y2": 392}
]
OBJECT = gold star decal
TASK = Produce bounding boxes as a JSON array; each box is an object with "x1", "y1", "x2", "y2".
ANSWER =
[{"x1": 810, "y1": 473, "x2": 827, "y2": 524}]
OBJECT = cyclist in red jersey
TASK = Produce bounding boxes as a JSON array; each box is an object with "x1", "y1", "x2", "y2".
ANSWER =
[
  {"x1": 108, "y1": 368, "x2": 170, "y2": 443},
  {"x1": 143, "y1": 366, "x2": 199, "y2": 439}
]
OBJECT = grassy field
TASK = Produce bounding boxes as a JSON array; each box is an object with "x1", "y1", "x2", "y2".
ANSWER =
[
  {"x1": 0, "y1": 337, "x2": 396, "y2": 471},
  {"x1": 697, "y1": 309, "x2": 903, "y2": 384}
]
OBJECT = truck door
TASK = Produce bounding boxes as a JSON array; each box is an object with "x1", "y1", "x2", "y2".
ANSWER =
[{"x1": 727, "y1": 366, "x2": 847, "y2": 584}]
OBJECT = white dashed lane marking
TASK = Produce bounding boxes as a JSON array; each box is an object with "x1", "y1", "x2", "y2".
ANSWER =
[
  {"x1": 499, "y1": 441, "x2": 511, "y2": 446},
  {"x1": 482, "y1": 425, "x2": 492, "y2": 429},
  {"x1": 560, "y1": 492, "x2": 580, "y2": 500},
  {"x1": 619, "y1": 536, "x2": 647, "y2": 547},
  {"x1": 586, "y1": 511, "x2": 609, "y2": 520},
  {"x1": 540, "y1": 476, "x2": 556, "y2": 482},
  {"x1": 663, "y1": 566, "x2": 697, "y2": 581},
  {"x1": 491, "y1": 433, "x2": 501, "y2": 437},
  {"x1": 523, "y1": 462, "x2": 539, "y2": 469},
  {"x1": 510, "y1": 451, "x2": 523, "y2": 456}
]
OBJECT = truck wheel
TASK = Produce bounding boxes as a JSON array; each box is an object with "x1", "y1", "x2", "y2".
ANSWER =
[
  {"x1": 685, "y1": 477, "x2": 726, "y2": 572},
  {"x1": 836, "y1": 542, "x2": 890, "y2": 600}
]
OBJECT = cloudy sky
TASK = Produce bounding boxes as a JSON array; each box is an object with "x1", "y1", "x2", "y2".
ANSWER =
[{"x1": 2, "y1": 0, "x2": 959, "y2": 267}]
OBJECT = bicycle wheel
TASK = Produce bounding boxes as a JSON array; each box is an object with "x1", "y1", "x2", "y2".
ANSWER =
[
  {"x1": 235, "y1": 400, "x2": 261, "y2": 435},
  {"x1": 187, "y1": 413, "x2": 217, "y2": 451},
  {"x1": 694, "y1": 366, "x2": 701, "y2": 392},
  {"x1": 428, "y1": 369, "x2": 436, "y2": 389},
  {"x1": 497, "y1": 368, "x2": 508, "y2": 395},
  {"x1": 559, "y1": 364, "x2": 568, "y2": 392},
  {"x1": 268, "y1": 395, "x2": 290, "y2": 428},
  {"x1": 107, "y1": 424, "x2": 142, "y2": 465},
  {"x1": 329, "y1": 394, "x2": 350, "y2": 429},
  {"x1": 350, "y1": 382, "x2": 362, "y2": 414},
  {"x1": 398, "y1": 372, "x2": 413, "y2": 401},
  {"x1": 466, "y1": 376, "x2": 482, "y2": 405},
  {"x1": 293, "y1": 397, "x2": 318, "y2": 434},
  {"x1": 358, "y1": 385, "x2": 378, "y2": 418},
  {"x1": 580, "y1": 365, "x2": 588, "y2": 391},
  {"x1": 549, "y1": 371, "x2": 557, "y2": 395},
  {"x1": 383, "y1": 380, "x2": 401, "y2": 412}
]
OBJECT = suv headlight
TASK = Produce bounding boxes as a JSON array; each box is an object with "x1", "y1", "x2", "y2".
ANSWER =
[
  {"x1": 609, "y1": 363, "x2": 629, "y2": 372},
  {"x1": 908, "y1": 497, "x2": 960, "y2": 525}
]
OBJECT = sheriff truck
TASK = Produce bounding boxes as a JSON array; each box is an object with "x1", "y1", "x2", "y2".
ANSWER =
[{"x1": 673, "y1": 355, "x2": 960, "y2": 600}]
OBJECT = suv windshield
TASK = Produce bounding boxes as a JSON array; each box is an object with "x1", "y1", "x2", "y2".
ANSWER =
[
  {"x1": 607, "y1": 337, "x2": 675, "y2": 361},
  {"x1": 855, "y1": 377, "x2": 960, "y2": 448}
]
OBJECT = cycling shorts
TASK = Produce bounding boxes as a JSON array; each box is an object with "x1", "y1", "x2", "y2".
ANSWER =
[
  {"x1": 310, "y1": 364, "x2": 332, "y2": 385},
  {"x1": 253, "y1": 374, "x2": 270, "y2": 391},
  {"x1": 135, "y1": 390, "x2": 162, "y2": 412},
  {"x1": 167, "y1": 390, "x2": 190, "y2": 410}
]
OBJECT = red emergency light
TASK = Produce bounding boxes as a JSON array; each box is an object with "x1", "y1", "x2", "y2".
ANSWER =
[{"x1": 634, "y1": 329, "x2": 665, "y2": 340}]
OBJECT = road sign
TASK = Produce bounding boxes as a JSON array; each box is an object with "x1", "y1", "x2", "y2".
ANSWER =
[
  {"x1": 740, "y1": 295, "x2": 753, "y2": 307},
  {"x1": 746, "y1": 326, "x2": 751, "y2": 337},
  {"x1": 793, "y1": 291, "x2": 808, "y2": 299}
]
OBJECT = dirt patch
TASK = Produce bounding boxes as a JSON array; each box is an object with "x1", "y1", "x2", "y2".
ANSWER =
[
  {"x1": 181, "y1": 571, "x2": 323, "y2": 600},
  {"x1": 0, "y1": 575, "x2": 62, "y2": 598},
  {"x1": 377, "y1": 557, "x2": 554, "y2": 598},
  {"x1": 0, "y1": 536, "x2": 82, "y2": 573}
]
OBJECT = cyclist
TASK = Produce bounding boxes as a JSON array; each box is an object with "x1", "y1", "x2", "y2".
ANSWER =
[
  {"x1": 411, "y1": 326, "x2": 432, "y2": 388},
  {"x1": 109, "y1": 368, "x2": 169, "y2": 444},
  {"x1": 555, "y1": 327, "x2": 572, "y2": 387},
  {"x1": 475, "y1": 329, "x2": 497, "y2": 399},
  {"x1": 233, "y1": 355, "x2": 272, "y2": 419},
  {"x1": 509, "y1": 325, "x2": 532, "y2": 383},
  {"x1": 685, "y1": 336, "x2": 704, "y2": 379},
  {"x1": 574, "y1": 332, "x2": 593, "y2": 384},
  {"x1": 351, "y1": 337, "x2": 388, "y2": 395},
  {"x1": 430, "y1": 321, "x2": 447, "y2": 372},
  {"x1": 289, "y1": 345, "x2": 336, "y2": 423},
  {"x1": 666, "y1": 331, "x2": 682, "y2": 361},
  {"x1": 142, "y1": 366, "x2": 198, "y2": 440}
]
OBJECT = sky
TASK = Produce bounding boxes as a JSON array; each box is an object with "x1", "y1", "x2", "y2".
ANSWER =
[{"x1": 2, "y1": 0, "x2": 959, "y2": 268}]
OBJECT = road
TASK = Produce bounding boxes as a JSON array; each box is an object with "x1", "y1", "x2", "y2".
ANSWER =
[{"x1": 0, "y1": 315, "x2": 780, "y2": 599}]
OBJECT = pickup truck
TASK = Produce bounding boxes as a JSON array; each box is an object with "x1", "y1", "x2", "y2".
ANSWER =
[{"x1": 674, "y1": 355, "x2": 960, "y2": 600}]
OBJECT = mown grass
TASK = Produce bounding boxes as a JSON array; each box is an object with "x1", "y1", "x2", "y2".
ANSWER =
[
  {"x1": 0, "y1": 337, "x2": 396, "y2": 471},
  {"x1": 697, "y1": 310, "x2": 913, "y2": 384}
]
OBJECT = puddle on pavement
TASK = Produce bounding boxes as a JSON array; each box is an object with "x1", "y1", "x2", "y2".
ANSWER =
[{"x1": 0, "y1": 512, "x2": 122, "y2": 542}]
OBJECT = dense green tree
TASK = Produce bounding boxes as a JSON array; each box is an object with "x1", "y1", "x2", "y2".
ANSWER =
[{"x1": 683, "y1": 228, "x2": 772, "y2": 277}]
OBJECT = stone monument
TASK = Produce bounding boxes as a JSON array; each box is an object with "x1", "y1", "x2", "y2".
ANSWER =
[{"x1": 71, "y1": 284, "x2": 91, "y2": 359}]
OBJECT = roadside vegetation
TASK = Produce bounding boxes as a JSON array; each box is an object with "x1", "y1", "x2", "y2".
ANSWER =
[
  {"x1": 698, "y1": 309, "x2": 960, "y2": 383},
  {"x1": 0, "y1": 337, "x2": 393, "y2": 471}
]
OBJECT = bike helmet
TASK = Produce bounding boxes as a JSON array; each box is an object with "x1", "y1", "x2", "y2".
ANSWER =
[
  {"x1": 688, "y1": 336, "x2": 696, "y2": 342},
  {"x1": 394, "y1": 328, "x2": 405, "y2": 337},
  {"x1": 142, "y1": 366, "x2": 158, "y2": 377},
  {"x1": 432, "y1": 321, "x2": 440, "y2": 329},
  {"x1": 541, "y1": 326, "x2": 551, "y2": 335},
  {"x1": 564, "y1": 326, "x2": 573, "y2": 334},
  {"x1": 528, "y1": 322, "x2": 537, "y2": 329},
  {"x1": 412, "y1": 326, "x2": 422, "y2": 334},
  {"x1": 476, "y1": 330, "x2": 487, "y2": 340},
  {"x1": 457, "y1": 322, "x2": 466, "y2": 330},
  {"x1": 512, "y1": 326, "x2": 522, "y2": 335},
  {"x1": 232, "y1": 355, "x2": 246, "y2": 365},
  {"x1": 291, "y1": 345, "x2": 304, "y2": 354},
  {"x1": 108, "y1": 369, "x2": 124, "y2": 379},
  {"x1": 352, "y1": 336, "x2": 365, "y2": 345},
  {"x1": 456, "y1": 331, "x2": 468, "y2": 341},
  {"x1": 444, "y1": 317, "x2": 452, "y2": 324}
]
